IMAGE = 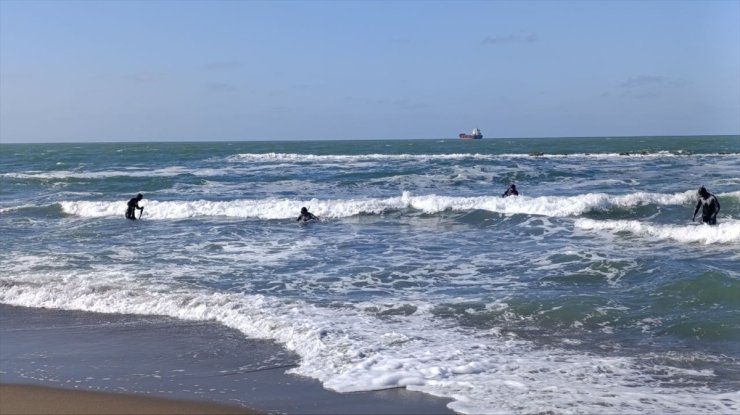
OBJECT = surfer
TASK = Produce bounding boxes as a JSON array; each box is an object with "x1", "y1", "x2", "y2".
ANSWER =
[
  {"x1": 125, "y1": 193, "x2": 144, "y2": 220},
  {"x1": 502, "y1": 184, "x2": 519, "y2": 197},
  {"x1": 692, "y1": 186, "x2": 720, "y2": 225},
  {"x1": 296, "y1": 206, "x2": 318, "y2": 222}
]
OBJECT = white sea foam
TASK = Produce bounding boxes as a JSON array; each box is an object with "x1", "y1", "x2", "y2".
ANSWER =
[
  {"x1": 228, "y1": 152, "x2": 497, "y2": 163},
  {"x1": 226, "y1": 151, "x2": 736, "y2": 163},
  {"x1": 0, "y1": 204, "x2": 39, "y2": 214},
  {"x1": 58, "y1": 190, "x2": 732, "y2": 220},
  {"x1": 0, "y1": 166, "x2": 255, "y2": 180},
  {"x1": 1, "y1": 166, "x2": 191, "y2": 180},
  {"x1": 575, "y1": 218, "x2": 740, "y2": 244},
  {"x1": 0, "y1": 267, "x2": 736, "y2": 414}
]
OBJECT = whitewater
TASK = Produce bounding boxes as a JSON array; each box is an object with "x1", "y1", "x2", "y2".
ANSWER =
[
  {"x1": 1, "y1": 136, "x2": 739, "y2": 414},
  {"x1": 56, "y1": 190, "x2": 740, "y2": 220}
]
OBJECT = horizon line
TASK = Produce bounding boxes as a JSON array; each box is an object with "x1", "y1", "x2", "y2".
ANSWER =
[{"x1": 2, "y1": 133, "x2": 738, "y2": 145}]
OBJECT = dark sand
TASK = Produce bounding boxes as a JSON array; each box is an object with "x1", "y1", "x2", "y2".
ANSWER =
[
  {"x1": 0, "y1": 384, "x2": 255, "y2": 414},
  {"x1": 0, "y1": 304, "x2": 454, "y2": 414}
]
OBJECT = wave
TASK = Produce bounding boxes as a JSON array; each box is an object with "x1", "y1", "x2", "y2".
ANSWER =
[
  {"x1": 0, "y1": 203, "x2": 42, "y2": 214},
  {"x1": 0, "y1": 272, "x2": 735, "y2": 414},
  {"x1": 4, "y1": 153, "x2": 738, "y2": 181},
  {"x1": 0, "y1": 166, "x2": 194, "y2": 180},
  {"x1": 0, "y1": 166, "x2": 261, "y2": 180},
  {"x1": 56, "y1": 190, "x2": 740, "y2": 220},
  {"x1": 226, "y1": 151, "x2": 739, "y2": 163},
  {"x1": 575, "y1": 218, "x2": 740, "y2": 244}
]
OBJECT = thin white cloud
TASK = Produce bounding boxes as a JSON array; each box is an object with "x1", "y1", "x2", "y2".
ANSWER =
[
  {"x1": 620, "y1": 75, "x2": 665, "y2": 88},
  {"x1": 620, "y1": 75, "x2": 693, "y2": 88},
  {"x1": 203, "y1": 61, "x2": 242, "y2": 71},
  {"x1": 205, "y1": 82, "x2": 237, "y2": 92},
  {"x1": 481, "y1": 32, "x2": 538, "y2": 45},
  {"x1": 123, "y1": 72, "x2": 166, "y2": 83}
]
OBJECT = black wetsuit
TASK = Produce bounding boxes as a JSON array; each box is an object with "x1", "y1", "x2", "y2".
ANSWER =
[
  {"x1": 694, "y1": 194, "x2": 720, "y2": 225},
  {"x1": 296, "y1": 212, "x2": 318, "y2": 222},
  {"x1": 126, "y1": 197, "x2": 142, "y2": 220},
  {"x1": 502, "y1": 187, "x2": 519, "y2": 197}
]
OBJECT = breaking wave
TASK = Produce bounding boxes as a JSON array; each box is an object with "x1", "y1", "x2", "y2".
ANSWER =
[
  {"x1": 226, "y1": 151, "x2": 736, "y2": 163},
  {"x1": 0, "y1": 166, "x2": 236, "y2": 180},
  {"x1": 575, "y1": 218, "x2": 740, "y2": 244},
  {"x1": 54, "y1": 190, "x2": 730, "y2": 220}
]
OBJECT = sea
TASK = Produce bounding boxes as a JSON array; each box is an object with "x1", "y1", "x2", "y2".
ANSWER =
[{"x1": 1, "y1": 135, "x2": 739, "y2": 414}]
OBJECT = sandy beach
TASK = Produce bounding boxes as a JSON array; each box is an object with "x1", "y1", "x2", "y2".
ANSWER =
[
  {"x1": 0, "y1": 304, "x2": 454, "y2": 414},
  {"x1": 0, "y1": 384, "x2": 254, "y2": 414}
]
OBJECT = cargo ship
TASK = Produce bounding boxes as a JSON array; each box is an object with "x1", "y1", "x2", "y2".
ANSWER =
[{"x1": 459, "y1": 128, "x2": 483, "y2": 140}]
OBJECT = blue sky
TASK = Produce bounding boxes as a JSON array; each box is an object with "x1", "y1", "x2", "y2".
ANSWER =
[{"x1": 1, "y1": 0, "x2": 738, "y2": 142}]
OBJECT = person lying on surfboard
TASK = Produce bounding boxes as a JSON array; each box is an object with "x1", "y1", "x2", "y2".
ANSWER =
[
  {"x1": 296, "y1": 206, "x2": 318, "y2": 222},
  {"x1": 125, "y1": 193, "x2": 144, "y2": 220}
]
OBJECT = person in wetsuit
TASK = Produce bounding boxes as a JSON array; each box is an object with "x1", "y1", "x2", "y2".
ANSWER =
[
  {"x1": 692, "y1": 186, "x2": 720, "y2": 225},
  {"x1": 126, "y1": 193, "x2": 144, "y2": 220},
  {"x1": 502, "y1": 184, "x2": 519, "y2": 198},
  {"x1": 296, "y1": 206, "x2": 318, "y2": 222}
]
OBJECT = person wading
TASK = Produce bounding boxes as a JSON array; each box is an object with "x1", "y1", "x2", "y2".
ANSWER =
[
  {"x1": 692, "y1": 186, "x2": 720, "y2": 225},
  {"x1": 126, "y1": 193, "x2": 144, "y2": 220}
]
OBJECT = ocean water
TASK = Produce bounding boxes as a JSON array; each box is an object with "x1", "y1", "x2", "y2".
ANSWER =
[{"x1": 1, "y1": 136, "x2": 739, "y2": 414}]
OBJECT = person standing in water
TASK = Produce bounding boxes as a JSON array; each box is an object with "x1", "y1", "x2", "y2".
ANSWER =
[
  {"x1": 692, "y1": 186, "x2": 720, "y2": 225},
  {"x1": 126, "y1": 193, "x2": 144, "y2": 220},
  {"x1": 296, "y1": 206, "x2": 318, "y2": 222},
  {"x1": 502, "y1": 184, "x2": 519, "y2": 197}
]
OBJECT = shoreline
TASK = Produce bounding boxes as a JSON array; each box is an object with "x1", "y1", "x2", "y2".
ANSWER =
[
  {"x1": 0, "y1": 304, "x2": 454, "y2": 414},
  {"x1": 0, "y1": 384, "x2": 254, "y2": 414}
]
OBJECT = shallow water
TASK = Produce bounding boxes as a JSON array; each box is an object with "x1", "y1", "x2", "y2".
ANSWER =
[{"x1": 1, "y1": 136, "x2": 739, "y2": 414}]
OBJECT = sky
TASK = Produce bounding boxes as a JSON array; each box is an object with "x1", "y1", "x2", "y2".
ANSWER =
[{"x1": 1, "y1": 0, "x2": 738, "y2": 143}]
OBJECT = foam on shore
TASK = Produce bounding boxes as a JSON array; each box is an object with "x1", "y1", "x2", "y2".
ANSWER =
[{"x1": 1, "y1": 271, "x2": 737, "y2": 414}]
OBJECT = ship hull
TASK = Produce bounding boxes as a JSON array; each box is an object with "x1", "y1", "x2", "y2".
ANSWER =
[{"x1": 459, "y1": 134, "x2": 483, "y2": 140}]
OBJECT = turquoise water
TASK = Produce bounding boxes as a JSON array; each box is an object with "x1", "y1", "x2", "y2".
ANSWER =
[{"x1": 1, "y1": 136, "x2": 739, "y2": 413}]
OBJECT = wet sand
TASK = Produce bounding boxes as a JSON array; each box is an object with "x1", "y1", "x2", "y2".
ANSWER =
[
  {"x1": 0, "y1": 304, "x2": 454, "y2": 414},
  {"x1": 0, "y1": 384, "x2": 254, "y2": 414}
]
